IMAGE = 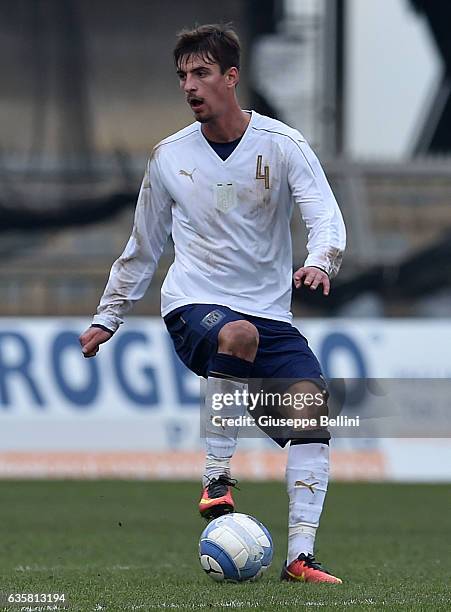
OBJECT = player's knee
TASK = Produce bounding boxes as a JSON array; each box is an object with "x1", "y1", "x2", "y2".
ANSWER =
[
  {"x1": 285, "y1": 380, "x2": 328, "y2": 422},
  {"x1": 218, "y1": 321, "x2": 259, "y2": 360}
]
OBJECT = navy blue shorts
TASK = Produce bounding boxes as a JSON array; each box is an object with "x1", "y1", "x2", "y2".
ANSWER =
[
  {"x1": 164, "y1": 304, "x2": 328, "y2": 447},
  {"x1": 164, "y1": 303, "x2": 324, "y2": 384}
]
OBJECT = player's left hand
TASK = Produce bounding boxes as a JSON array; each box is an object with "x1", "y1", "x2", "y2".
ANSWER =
[{"x1": 293, "y1": 266, "x2": 330, "y2": 296}]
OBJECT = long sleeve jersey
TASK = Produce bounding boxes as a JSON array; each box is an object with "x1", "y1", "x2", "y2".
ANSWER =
[{"x1": 92, "y1": 111, "x2": 346, "y2": 332}]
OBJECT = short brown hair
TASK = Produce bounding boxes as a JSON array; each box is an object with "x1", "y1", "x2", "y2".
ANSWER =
[{"x1": 173, "y1": 23, "x2": 241, "y2": 74}]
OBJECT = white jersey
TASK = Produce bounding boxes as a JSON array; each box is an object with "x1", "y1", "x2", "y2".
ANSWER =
[{"x1": 92, "y1": 111, "x2": 346, "y2": 332}]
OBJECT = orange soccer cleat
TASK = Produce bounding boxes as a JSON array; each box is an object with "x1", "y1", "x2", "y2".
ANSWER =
[
  {"x1": 281, "y1": 553, "x2": 343, "y2": 584},
  {"x1": 198, "y1": 475, "x2": 237, "y2": 520}
]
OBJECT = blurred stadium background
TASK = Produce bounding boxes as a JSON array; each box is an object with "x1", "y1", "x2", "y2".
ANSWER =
[{"x1": 1, "y1": 0, "x2": 451, "y2": 482}]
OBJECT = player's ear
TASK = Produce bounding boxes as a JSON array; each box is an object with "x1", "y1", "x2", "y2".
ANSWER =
[{"x1": 225, "y1": 67, "x2": 239, "y2": 88}]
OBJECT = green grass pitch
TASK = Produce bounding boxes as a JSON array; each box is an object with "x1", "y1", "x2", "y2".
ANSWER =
[{"x1": 0, "y1": 481, "x2": 450, "y2": 611}]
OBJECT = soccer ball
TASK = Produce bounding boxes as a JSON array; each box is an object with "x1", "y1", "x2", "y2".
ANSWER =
[{"x1": 199, "y1": 513, "x2": 273, "y2": 582}]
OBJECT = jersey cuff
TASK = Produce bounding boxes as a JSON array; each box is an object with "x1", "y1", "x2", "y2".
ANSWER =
[
  {"x1": 92, "y1": 313, "x2": 122, "y2": 333},
  {"x1": 91, "y1": 323, "x2": 115, "y2": 335}
]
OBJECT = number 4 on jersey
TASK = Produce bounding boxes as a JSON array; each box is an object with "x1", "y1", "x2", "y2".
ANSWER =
[{"x1": 256, "y1": 155, "x2": 270, "y2": 189}]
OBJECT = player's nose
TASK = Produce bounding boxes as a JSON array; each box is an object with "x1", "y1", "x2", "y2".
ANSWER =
[{"x1": 183, "y1": 74, "x2": 197, "y2": 93}]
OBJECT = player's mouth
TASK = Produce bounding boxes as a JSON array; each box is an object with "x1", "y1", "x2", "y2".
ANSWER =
[{"x1": 188, "y1": 97, "x2": 205, "y2": 111}]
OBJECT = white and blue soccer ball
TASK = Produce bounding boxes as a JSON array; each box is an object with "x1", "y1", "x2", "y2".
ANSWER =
[{"x1": 199, "y1": 513, "x2": 273, "y2": 582}]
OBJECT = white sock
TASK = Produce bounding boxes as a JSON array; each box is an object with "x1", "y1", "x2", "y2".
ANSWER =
[
  {"x1": 286, "y1": 442, "x2": 330, "y2": 564},
  {"x1": 203, "y1": 375, "x2": 247, "y2": 487}
]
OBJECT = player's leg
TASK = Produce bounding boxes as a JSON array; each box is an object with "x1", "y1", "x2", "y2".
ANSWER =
[
  {"x1": 247, "y1": 316, "x2": 341, "y2": 582},
  {"x1": 280, "y1": 380, "x2": 341, "y2": 583},
  {"x1": 164, "y1": 304, "x2": 257, "y2": 519},
  {"x1": 201, "y1": 319, "x2": 258, "y2": 519}
]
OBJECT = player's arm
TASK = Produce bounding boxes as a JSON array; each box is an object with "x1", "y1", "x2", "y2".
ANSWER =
[
  {"x1": 79, "y1": 154, "x2": 173, "y2": 357},
  {"x1": 287, "y1": 138, "x2": 346, "y2": 295}
]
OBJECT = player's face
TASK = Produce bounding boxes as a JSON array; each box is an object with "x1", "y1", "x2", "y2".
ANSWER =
[{"x1": 177, "y1": 54, "x2": 236, "y2": 123}]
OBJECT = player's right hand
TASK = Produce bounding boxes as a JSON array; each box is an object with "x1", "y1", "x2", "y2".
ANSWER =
[
  {"x1": 79, "y1": 326, "x2": 113, "y2": 358},
  {"x1": 293, "y1": 266, "x2": 330, "y2": 295}
]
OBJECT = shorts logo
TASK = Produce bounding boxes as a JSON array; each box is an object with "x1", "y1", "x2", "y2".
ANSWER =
[{"x1": 200, "y1": 310, "x2": 225, "y2": 330}]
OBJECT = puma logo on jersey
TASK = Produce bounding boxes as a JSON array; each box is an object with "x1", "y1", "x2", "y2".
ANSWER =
[
  {"x1": 294, "y1": 480, "x2": 319, "y2": 494},
  {"x1": 179, "y1": 168, "x2": 197, "y2": 183}
]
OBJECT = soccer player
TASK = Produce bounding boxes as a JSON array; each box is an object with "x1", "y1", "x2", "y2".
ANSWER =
[{"x1": 79, "y1": 24, "x2": 346, "y2": 584}]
